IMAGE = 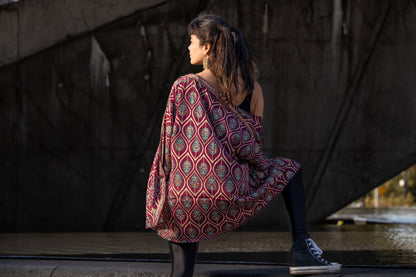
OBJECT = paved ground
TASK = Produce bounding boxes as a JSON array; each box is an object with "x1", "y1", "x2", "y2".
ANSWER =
[
  {"x1": 1, "y1": 231, "x2": 415, "y2": 276},
  {"x1": 1, "y1": 259, "x2": 416, "y2": 276}
]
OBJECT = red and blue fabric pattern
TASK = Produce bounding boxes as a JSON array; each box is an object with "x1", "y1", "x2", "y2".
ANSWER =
[{"x1": 146, "y1": 74, "x2": 300, "y2": 243}]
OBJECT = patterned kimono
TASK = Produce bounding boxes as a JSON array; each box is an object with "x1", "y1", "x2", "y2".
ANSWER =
[{"x1": 146, "y1": 74, "x2": 300, "y2": 243}]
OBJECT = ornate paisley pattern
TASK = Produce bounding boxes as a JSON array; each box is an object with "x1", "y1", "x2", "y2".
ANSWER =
[{"x1": 145, "y1": 74, "x2": 301, "y2": 243}]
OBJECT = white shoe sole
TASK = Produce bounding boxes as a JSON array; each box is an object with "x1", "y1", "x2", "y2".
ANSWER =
[{"x1": 290, "y1": 263, "x2": 342, "y2": 275}]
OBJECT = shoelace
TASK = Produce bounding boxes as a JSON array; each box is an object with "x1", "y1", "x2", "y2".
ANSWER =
[{"x1": 307, "y1": 238, "x2": 328, "y2": 264}]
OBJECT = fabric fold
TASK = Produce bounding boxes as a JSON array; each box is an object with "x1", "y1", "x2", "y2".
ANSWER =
[{"x1": 146, "y1": 74, "x2": 300, "y2": 242}]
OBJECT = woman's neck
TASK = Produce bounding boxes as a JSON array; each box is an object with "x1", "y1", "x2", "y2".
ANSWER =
[
  {"x1": 196, "y1": 69, "x2": 247, "y2": 106},
  {"x1": 196, "y1": 69, "x2": 215, "y2": 83}
]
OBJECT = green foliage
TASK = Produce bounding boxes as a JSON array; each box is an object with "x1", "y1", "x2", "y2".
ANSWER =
[
  {"x1": 408, "y1": 165, "x2": 416, "y2": 200},
  {"x1": 354, "y1": 164, "x2": 416, "y2": 207},
  {"x1": 379, "y1": 163, "x2": 416, "y2": 206}
]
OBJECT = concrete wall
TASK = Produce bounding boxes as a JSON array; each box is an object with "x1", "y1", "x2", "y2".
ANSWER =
[
  {"x1": 1, "y1": 0, "x2": 415, "y2": 231},
  {"x1": 0, "y1": 0, "x2": 165, "y2": 68}
]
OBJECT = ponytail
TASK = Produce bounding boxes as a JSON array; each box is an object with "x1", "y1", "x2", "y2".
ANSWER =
[{"x1": 188, "y1": 15, "x2": 258, "y2": 104}]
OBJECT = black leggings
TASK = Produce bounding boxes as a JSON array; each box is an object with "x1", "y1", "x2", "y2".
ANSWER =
[
  {"x1": 168, "y1": 241, "x2": 199, "y2": 277},
  {"x1": 168, "y1": 169, "x2": 308, "y2": 277},
  {"x1": 281, "y1": 168, "x2": 310, "y2": 242}
]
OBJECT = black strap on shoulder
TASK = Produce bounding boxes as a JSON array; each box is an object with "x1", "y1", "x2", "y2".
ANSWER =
[{"x1": 238, "y1": 92, "x2": 253, "y2": 112}]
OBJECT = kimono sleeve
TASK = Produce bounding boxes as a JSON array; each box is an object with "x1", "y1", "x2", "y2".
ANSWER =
[{"x1": 145, "y1": 81, "x2": 178, "y2": 229}]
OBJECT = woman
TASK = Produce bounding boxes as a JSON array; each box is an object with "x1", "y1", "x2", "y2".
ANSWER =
[{"x1": 146, "y1": 14, "x2": 341, "y2": 276}]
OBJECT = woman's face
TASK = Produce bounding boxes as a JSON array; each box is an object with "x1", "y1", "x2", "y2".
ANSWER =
[{"x1": 188, "y1": 35, "x2": 206, "y2": 65}]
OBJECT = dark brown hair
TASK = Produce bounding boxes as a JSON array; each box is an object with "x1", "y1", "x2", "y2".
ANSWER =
[{"x1": 188, "y1": 14, "x2": 258, "y2": 104}]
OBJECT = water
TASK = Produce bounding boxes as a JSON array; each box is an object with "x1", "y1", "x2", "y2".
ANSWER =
[
  {"x1": 201, "y1": 207, "x2": 416, "y2": 267},
  {"x1": 321, "y1": 206, "x2": 416, "y2": 267},
  {"x1": 328, "y1": 206, "x2": 416, "y2": 224},
  {"x1": 1, "y1": 207, "x2": 415, "y2": 267}
]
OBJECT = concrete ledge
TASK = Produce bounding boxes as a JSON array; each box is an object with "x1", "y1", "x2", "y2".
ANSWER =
[{"x1": 1, "y1": 259, "x2": 416, "y2": 277}]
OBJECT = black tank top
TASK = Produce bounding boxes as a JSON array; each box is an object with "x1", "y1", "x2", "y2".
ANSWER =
[{"x1": 238, "y1": 92, "x2": 253, "y2": 113}]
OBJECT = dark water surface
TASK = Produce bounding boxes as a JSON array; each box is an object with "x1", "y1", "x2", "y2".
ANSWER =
[
  {"x1": 1, "y1": 207, "x2": 415, "y2": 267},
  {"x1": 328, "y1": 206, "x2": 416, "y2": 224},
  {"x1": 320, "y1": 207, "x2": 416, "y2": 267}
]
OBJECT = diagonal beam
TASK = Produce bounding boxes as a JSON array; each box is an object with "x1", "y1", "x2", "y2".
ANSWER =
[
  {"x1": 306, "y1": 0, "x2": 394, "y2": 214},
  {"x1": 0, "y1": 0, "x2": 165, "y2": 69}
]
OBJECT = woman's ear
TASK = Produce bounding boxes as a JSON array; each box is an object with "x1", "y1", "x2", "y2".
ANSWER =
[{"x1": 203, "y1": 43, "x2": 212, "y2": 55}]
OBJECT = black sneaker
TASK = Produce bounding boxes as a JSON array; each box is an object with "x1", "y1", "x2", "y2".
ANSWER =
[{"x1": 289, "y1": 238, "x2": 341, "y2": 275}]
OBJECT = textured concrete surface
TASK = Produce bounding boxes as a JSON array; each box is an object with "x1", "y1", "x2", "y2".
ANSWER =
[{"x1": 0, "y1": 0, "x2": 165, "y2": 67}]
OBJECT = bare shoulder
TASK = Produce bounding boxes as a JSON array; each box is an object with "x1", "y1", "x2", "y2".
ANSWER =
[
  {"x1": 251, "y1": 81, "x2": 264, "y2": 117},
  {"x1": 253, "y1": 82, "x2": 263, "y2": 98}
]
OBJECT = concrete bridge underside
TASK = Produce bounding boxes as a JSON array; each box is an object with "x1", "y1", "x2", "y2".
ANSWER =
[{"x1": 1, "y1": 0, "x2": 415, "y2": 232}]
